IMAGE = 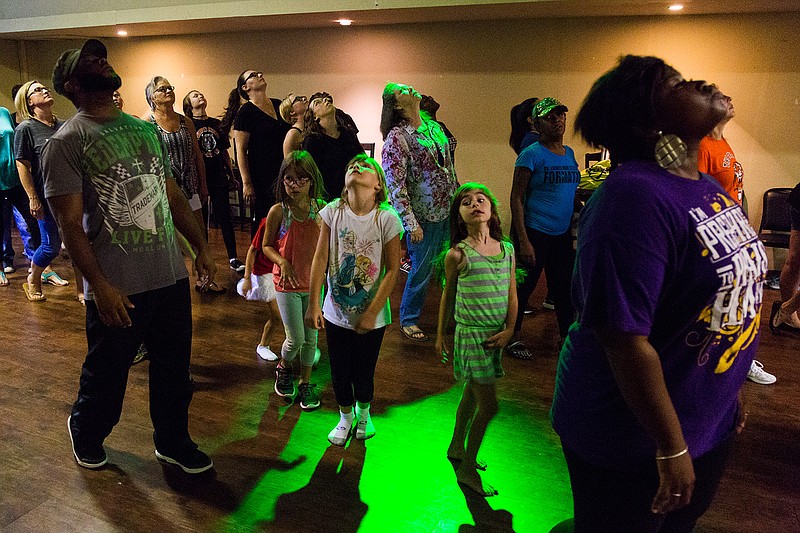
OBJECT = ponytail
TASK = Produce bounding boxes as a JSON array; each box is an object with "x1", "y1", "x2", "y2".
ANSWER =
[{"x1": 220, "y1": 87, "x2": 242, "y2": 136}]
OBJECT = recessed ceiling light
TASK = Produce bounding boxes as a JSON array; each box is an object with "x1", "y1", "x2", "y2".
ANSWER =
[
  {"x1": 116, "y1": 29, "x2": 128, "y2": 36},
  {"x1": 335, "y1": 19, "x2": 352, "y2": 26},
  {"x1": 668, "y1": 4, "x2": 684, "y2": 11}
]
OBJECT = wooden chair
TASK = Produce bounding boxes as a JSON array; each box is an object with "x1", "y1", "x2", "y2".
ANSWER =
[{"x1": 361, "y1": 142, "x2": 376, "y2": 158}]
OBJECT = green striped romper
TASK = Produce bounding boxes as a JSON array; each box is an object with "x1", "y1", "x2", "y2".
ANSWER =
[{"x1": 453, "y1": 240, "x2": 514, "y2": 383}]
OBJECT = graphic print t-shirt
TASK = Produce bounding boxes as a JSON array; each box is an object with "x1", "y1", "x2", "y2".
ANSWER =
[
  {"x1": 515, "y1": 142, "x2": 580, "y2": 235},
  {"x1": 698, "y1": 136, "x2": 744, "y2": 204},
  {"x1": 42, "y1": 111, "x2": 186, "y2": 300},
  {"x1": 319, "y1": 200, "x2": 403, "y2": 330},
  {"x1": 550, "y1": 161, "x2": 766, "y2": 468},
  {"x1": 191, "y1": 116, "x2": 230, "y2": 190}
]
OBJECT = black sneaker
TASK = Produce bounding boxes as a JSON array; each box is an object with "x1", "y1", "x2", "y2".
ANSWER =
[
  {"x1": 298, "y1": 383, "x2": 321, "y2": 411},
  {"x1": 229, "y1": 258, "x2": 245, "y2": 273},
  {"x1": 67, "y1": 415, "x2": 107, "y2": 469},
  {"x1": 3, "y1": 260, "x2": 14, "y2": 274},
  {"x1": 275, "y1": 364, "x2": 296, "y2": 398},
  {"x1": 155, "y1": 442, "x2": 213, "y2": 474}
]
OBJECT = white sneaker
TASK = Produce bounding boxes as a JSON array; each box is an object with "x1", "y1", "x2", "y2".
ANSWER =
[
  {"x1": 747, "y1": 360, "x2": 776, "y2": 385},
  {"x1": 256, "y1": 344, "x2": 279, "y2": 361}
]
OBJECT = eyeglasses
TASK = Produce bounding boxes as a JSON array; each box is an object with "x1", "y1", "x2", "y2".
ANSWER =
[
  {"x1": 245, "y1": 71, "x2": 263, "y2": 82},
  {"x1": 154, "y1": 85, "x2": 175, "y2": 93},
  {"x1": 27, "y1": 86, "x2": 48, "y2": 97},
  {"x1": 283, "y1": 176, "x2": 310, "y2": 186},
  {"x1": 292, "y1": 95, "x2": 308, "y2": 105}
]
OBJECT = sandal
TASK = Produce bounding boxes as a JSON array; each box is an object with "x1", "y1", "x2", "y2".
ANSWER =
[
  {"x1": 42, "y1": 270, "x2": 69, "y2": 286},
  {"x1": 506, "y1": 341, "x2": 532, "y2": 360},
  {"x1": 23, "y1": 282, "x2": 46, "y2": 302},
  {"x1": 195, "y1": 281, "x2": 227, "y2": 294},
  {"x1": 0, "y1": 271, "x2": 7, "y2": 287},
  {"x1": 401, "y1": 325, "x2": 429, "y2": 343}
]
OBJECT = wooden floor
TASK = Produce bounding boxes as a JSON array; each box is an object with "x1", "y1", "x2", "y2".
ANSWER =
[{"x1": 1, "y1": 227, "x2": 798, "y2": 533}]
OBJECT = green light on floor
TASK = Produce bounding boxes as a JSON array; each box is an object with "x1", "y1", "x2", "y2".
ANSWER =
[{"x1": 211, "y1": 384, "x2": 571, "y2": 532}]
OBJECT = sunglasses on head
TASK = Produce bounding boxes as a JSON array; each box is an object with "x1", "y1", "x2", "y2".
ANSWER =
[{"x1": 309, "y1": 92, "x2": 333, "y2": 105}]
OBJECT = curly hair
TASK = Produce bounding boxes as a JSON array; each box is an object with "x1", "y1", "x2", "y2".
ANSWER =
[{"x1": 574, "y1": 55, "x2": 678, "y2": 164}]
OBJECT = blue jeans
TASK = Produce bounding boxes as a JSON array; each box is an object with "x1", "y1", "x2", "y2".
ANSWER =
[
  {"x1": 400, "y1": 219, "x2": 448, "y2": 327},
  {"x1": 32, "y1": 211, "x2": 62, "y2": 269},
  {"x1": 1, "y1": 187, "x2": 39, "y2": 262}
]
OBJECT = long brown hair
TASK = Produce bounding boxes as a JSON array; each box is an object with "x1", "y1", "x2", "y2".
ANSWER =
[
  {"x1": 448, "y1": 182, "x2": 505, "y2": 247},
  {"x1": 220, "y1": 70, "x2": 251, "y2": 136},
  {"x1": 379, "y1": 83, "x2": 407, "y2": 141},
  {"x1": 273, "y1": 150, "x2": 327, "y2": 212}
]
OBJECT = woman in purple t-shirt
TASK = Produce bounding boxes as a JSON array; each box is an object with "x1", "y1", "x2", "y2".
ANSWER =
[{"x1": 551, "y1": 56, "x2": 765, "y2": 532}]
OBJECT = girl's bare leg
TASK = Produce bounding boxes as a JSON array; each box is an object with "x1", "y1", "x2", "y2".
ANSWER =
[{"x1": 455, "y1": 381, "x2": 499, "y2": 497}]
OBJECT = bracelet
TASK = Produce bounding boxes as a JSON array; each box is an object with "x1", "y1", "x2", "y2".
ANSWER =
[{"x1": 655, "y1": 447, "x2": 688, "y2": 461}]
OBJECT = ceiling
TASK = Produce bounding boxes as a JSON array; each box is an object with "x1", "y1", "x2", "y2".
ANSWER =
[{"x1": 2, "y1": 0, "x2": 799, "y2": 39}]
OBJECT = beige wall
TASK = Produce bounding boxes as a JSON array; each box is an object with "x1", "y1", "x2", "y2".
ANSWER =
[{"x1": 3, "y1": 13, "x2": 799, "y2": 255}]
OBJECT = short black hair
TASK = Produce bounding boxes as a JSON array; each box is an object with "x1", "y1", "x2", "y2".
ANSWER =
[
  {"x1": 11, "y1": 84, "x2": 22, "y2": 100},
  {"x1": 574, "y1": 55, "x2": 676, "y2": 164}
]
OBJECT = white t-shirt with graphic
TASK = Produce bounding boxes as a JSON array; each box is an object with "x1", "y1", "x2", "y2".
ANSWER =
[
  {"x1": 319, "y1": 199, "x2": 403, "y2": 330},
  {"x1": 42, "y1": 111, "x2": 186, "y2": 300}
]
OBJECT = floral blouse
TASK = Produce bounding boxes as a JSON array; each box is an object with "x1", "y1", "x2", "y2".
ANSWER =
[{"x1": 382, "y1": 118, "x2": 458, "y2": 232}]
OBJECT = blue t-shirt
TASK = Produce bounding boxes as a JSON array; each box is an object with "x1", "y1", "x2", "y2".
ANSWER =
[
  {"x1": 550, "y1": 161, "x2": 766, "y2": 468},
  {"x1": 515, "y1": 142, "x2": 580, "y2": 235},
  {"x1": 518, "y1": 131, "x2": 540, "y2": 153}
]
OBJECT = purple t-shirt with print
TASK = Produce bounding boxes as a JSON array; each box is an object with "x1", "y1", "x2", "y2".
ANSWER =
[{"x1": 551, "y1": 160, "x2": 766, "y2": 468}]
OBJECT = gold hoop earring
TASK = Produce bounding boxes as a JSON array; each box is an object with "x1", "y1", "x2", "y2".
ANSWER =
[{"x1": 654, "y1": 131, "x2": 687, "y2": 170}]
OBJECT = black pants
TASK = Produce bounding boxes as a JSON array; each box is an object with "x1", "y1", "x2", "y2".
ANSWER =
[
  {"x1": 325, "y1": 320, "x2": 385, "y2": 407},
  {"x1": 0, "y1": 185, "x2": 41, "y2": 257},
  {"x1": 562, "y1": 436, "x2": 734, "y2": 533},
  {"x1": 251, "y1": 183, "x2": 275, "y2": 239},
  {"x1": 202, "y1": 187, "x2": 238, "y2": 260},
  {"x1": 514, "y1": 226, "x2": 575, "y2": 337},
  {"x1": 70, "y1": 279, "x2": 195, "y2": 453}
]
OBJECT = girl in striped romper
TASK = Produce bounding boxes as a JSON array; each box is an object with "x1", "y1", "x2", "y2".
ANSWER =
[{"x1": 436, "y1": 182, "x2": 518, "y2": 497}]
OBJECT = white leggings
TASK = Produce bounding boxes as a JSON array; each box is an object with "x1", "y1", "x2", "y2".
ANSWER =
[{"x1": 275, "y1": 291, "x2": 318, "y2": 366}]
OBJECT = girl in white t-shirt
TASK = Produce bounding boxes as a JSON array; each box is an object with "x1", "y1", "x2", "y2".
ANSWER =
[{"x1": 306, "y1": 154, "x2": 403, "y2": 446}]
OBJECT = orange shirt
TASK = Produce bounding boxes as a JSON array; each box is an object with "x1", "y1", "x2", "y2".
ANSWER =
[{"x1": 698, "y1": 136, "x2": 744, "y2": 204}]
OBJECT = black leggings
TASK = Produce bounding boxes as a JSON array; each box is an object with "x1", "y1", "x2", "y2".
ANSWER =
[
  {"x1": 514, "y1": 225, "x2": 575, "y2": 338},
  {"x1": 562, "y1": 436, "x2": 734, "y2": 533},
  {"x1": 325, "y1": 320, "x2": 385, "y2": 407},
  {"x1": 202, "y1": 187, "x2": 238, "y2": 260}
]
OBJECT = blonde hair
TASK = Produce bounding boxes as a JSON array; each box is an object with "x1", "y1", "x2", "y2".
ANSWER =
[
  {"x1": 339, "y1": 154, "x2": 390, "y2": 213},
  {"x1": 14, "y1": 80, "x2": 39, "y2": 121},
  {"x1": 279, "y1": 93, "x2": 297, "y2": 124}
]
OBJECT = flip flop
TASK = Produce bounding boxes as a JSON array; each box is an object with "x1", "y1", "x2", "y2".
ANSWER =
[
  {"x1": 0, "y1": 271, "x2": 8, "y2": 287},
  {"x1": 195, "y1": 281, "x2": 227, "y2": 294},
  {"x1": 42, "y1": 270, "x2": 69, "y2": 286},
  {"x1": 506, "y1": 341, "x2": 532, "y2": 359},
  {"x1": 23, "y1": 283, "x2": 46, "y2": 302},
  {"x1": 401, "y1": 325, "x2": 429, "y2": 342}
]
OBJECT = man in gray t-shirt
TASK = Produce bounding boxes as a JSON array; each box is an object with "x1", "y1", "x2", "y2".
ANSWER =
[{"x1": 43, "y1": 39, "x2": 216, "y2": 474}]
